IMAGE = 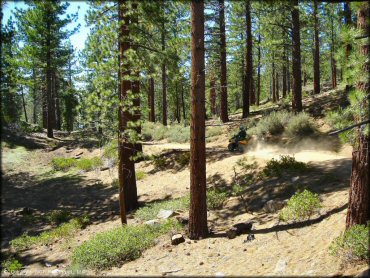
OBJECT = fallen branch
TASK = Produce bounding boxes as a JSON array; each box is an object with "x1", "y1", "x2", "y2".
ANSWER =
[{"x1": 328, "y1": 119, "x2": 370, "y2": 135}]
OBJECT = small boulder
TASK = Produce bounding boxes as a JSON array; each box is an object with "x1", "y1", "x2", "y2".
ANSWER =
[
  {"x1": 144, "y1": 219, "x2": 160, "y2": 226},
  {"x1": 175, "y1": 215, "x2": 189, "y2": 225},
  {"x1": 157, "y1": 209, "x2": 177, "y2": 219},
  {"x1": 227, "y1": 221, "x2": 253, "y2": 239},
  {"x1": 263, "y1": 200, "x2": 286, "y2": 213},
  {"x1": 171, "y1": 234, "x2": 185, "y2": 245}
]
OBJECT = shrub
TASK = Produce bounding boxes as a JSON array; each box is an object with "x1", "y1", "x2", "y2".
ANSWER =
[
  {"x1": 329, "y1": 224, "x2": 370, "y2": 261},
  {"x1": 153, "y1": 156, "x2": 166, "y2": 169},
  {"x1": 206, "y1": 126, "x2": 224, "y2": 138},
  {"x1": 103, "y1": 139, "x2": 118, "y2": 162},
  {"x1": 11, "y1": 216, "x2": 89, "y2": 251},
  {"x1": 207, "y1": 188, "x2": 228, "y2": 209},
  {"x1": 326, "y1": 107, "x2": 354, "y2": 144},
  {"x1": 1, "y1": 258, "x2": 22, "y2": 274},
  {"x1": 279, "y1": 189, "x2": 321, "y2": 221},
  {"x1": 250, "y1": 111, "x2": 286, "y2": 137},
  {"x1": 136, "y1": 171, "x2": 146, "y2": 181},
  {"x1": 263, "y1": 155, "x2": 308, "y2": 177},
  {"x1": 286, "y1": 112, "x2": 315, "y2": 137},
  {"x1": 135, "y1": 195, "x2": 190, "y2": 221},
  {"x1": 46, "y1": 209, "x2": 71, "y2": 224},
  {"x1": 75, "y1": 157, "x2": 103, "y2": 171},
  {"x1": 51, "y1": 157, "x2": 76, "y2": 171},
  {"x1": 167, "y1": 125, "x2": 190, "y2": 143},
  {"x1": 71, "y1": 220, "x2": 181, "y2": 269},
  {"x1": 175, "y1": 152, "x2": 190, "y2": 167}
]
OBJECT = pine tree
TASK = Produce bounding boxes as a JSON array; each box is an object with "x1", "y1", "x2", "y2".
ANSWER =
[{"x1": 189, "y1": 0, "x2": 208, "y2": 240}]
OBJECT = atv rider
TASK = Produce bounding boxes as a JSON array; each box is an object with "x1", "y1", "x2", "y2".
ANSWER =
[{"x1": 233, "y1": 125, "x2": 247, "y2": 145}]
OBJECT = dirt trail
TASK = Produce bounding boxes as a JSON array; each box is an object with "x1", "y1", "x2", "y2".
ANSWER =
[{"x1": 1, "y1": 129, "x2": 368, "y2": 276}]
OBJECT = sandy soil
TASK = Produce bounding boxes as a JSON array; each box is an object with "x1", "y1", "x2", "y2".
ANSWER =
[{"x1": 1, "y1": 87, "x2": 368, "y2": 276}]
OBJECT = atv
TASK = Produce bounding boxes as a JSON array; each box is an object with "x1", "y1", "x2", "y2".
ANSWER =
[{"x1": 228, "y1": 137, "x2": 250, "y2": 152}]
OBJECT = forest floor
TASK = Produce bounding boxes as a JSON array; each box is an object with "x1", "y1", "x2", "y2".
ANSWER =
[{"x1": 1, "y1": 86, "x2": 369, "y2": 276}]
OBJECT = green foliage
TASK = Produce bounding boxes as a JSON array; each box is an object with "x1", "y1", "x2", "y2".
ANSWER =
[
  {"x1": 175, "y1": 152, "x2": 190, "y2": 167},
  {"x1": 1, "y1": 257, "x2": 22, "y2": 274},
  {"x1": 135, "y1": 195, "x2": 190, "y2": 221},
  {"x1": 207, "y1": 188, "x2": 228, "y2": 209},
  {"x1": 75, "y1": 157, "x2": 103, "y2": 171},
  {"x1": 206, "y1": 126, "x2": 224, "y2": 138},
  {"x1": 19, "y1": 121, "x2": 43, "y2": 133},
  {"x1": 326, "y1": 107, "x2": 354, "y2": 144},
  {"x1": 263, "y1": 155, "x2": 308, "y2": 177},
  {"x1": 11, "y1": 217, "x2": 89, "y2": 251},
  {"x1": 103, "y1": 139, "x2": 118, "y2": 162},
  {"x1": 51, "y1": 157, "x2": 76, "y2": 171},
  {"x1": 152, "y1": 155, "x2": 167, "y2": 169},
  {"x1": 250, "y1": 111, "x2": 316, "y2": 139},
  {"x1": 279, "y1": 189, "x2": 321, "y2": 221},
  {"x1": 329, "y1": 224, "x2": 370, "y2": 261},
  {"x1": 136, "y1": 171, "x2": 146, "y2": 181},
  {"x1": 46, "y1": 209, "x2": 71, "y2": 224},
  {"x1": 51, "y1": 157, "x2": 102, "y2": 172},
  {"x1": 167, "y1": 125, "x2": 190, "y2": 143},
  {"x1": 286, "y1": 113, "x2": 315, "y2": 137},
  {"x1": 71, "y1": 219, "x2": 181, "y2": 269}
]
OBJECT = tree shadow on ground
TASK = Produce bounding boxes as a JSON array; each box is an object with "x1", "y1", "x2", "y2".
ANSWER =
[
  {"x1": 1, "y1": 171, "x2": 118, "y2": 248},
  {"x1": 206, "y1": 157, "x2": 351, "y2": 227}
]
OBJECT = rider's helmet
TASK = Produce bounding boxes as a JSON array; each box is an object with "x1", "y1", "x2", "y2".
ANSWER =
[{"x1": 240, "y1": 125, "x2": 246, "y2": 131}]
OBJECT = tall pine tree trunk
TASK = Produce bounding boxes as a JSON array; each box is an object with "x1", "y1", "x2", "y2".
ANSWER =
[
  {"x1": 55, "y1": 72, "x2": 61, "y2": 130},
  {"x1": 345, "y1": 2, "x2": 369, "y2": 229},
  {"x1": 149, "y1": 77, "x2": 155, "y2": 122},
  {"x1": 257, "y1": 34, "x2": 261, "y2": 106},
  {"x1": 161, "y1": 6, "x2": 167, "y2": 126},
  {"x1": 330, "y1": 11, "x2": 337, "y2": 89},
  {"x1": 189, "y1": 0, "x2": 208, "y2": 240},
  {"x1": 132, "y1": 2, "x2": 142, "y2": 154},
  {"x1": 313, "y1": 0, "x2": 320, "y2": 95},
  {"x1": 209, "y1": 73, "x2": 216, "y2": 115},
  {"x1": 272, "y1": 60, "x2": 276, "y2": 103},
  {"x1": 219, "y1": 0, "x2": 229, "y2": 123},
  {"x1": 118, "y1": 0, "x2": 138, "y2": 224},
  {"x1": 46, "y1": 15, "x2": 53, "y2": 138},
  {"x1": 181, "y1": 82, "x2": 186, "y2": 122},
  {"x1": 21, "y1": 86, "x2": 28, "y2": 123},
  {"x1": 291, "y1": 0, "x2": 303, "y2": 112},
  {"x1": 32, "y1": 67, "x2": 37, "y2": 124},
  {"x1": 243, "y1": 0, "x2": 252, "y2": 118},
  {"x1": 276, "y1": 72, "x2": 280, "y2": 101}
]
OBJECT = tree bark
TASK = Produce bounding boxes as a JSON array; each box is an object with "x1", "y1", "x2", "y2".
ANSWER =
[
  {"x1": 345, "y1": 2, "x2": 369, "y2": 229},
  {"x1": 118, "y1": 0, "x2": 138, "y2": 224},
  {"x1": 161, "y1": 5, "x2": 167, "y2": 126},
  {"x1": 189, "y1": 0, "x2": 208, "y2": 240},
  {"x1": 282, "y1": 65, "x2": 287, "y2": 98},
  {"x1": 21, "y1": 86, "x2": 28, "y2": 123},
  {"x1": 55, "y1": 72, "x2": 61, "y2": 130},
  {"x1": 313, "y1": 0, "x2": 320, "y2": 94},
  {"x1": 257, "y1": 34, "x2": 261, "y2": 106},
  {"x1": 219, "y1": 0, "x2": 229, "y2": 123},
  {"x1": 291, "y1": 0, "x2": 303, "y2": 112},
  {"x1": 272, "y1": 60, "x2": 276, "y2": 103},
  {"x1": 209, "y1": 73, "x2": 216, "y2": 115},
  {"x1": 243, "y1": 0, "x2": 252, "y2": 118},
  {"x1": 132, "y1": 2, "x2": 142, "y2": 154},
  {"x1": 181, "y1": 82, "x2": 186, "y2": 122},
  {"x1": 46, "y1": 12, "x2": 53, "y2": 138},
  {"x1": 330, "y1": 9, "x2": 337, "y2": 89},
  {"x1": 276, "y1": 72, "x2": 280, "y2": 101},
  {"x1": 149, "y1": 77, "x2": 155, "y2": 122}
]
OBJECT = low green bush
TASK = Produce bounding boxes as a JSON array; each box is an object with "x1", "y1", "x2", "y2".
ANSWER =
[
  {"x1": 286, "y1": 112, "x2": 315, "y2": 137},
  {"x1": 135, "y1": 195, "x2": 190, "y2": 221},
  {"x1": 167, "y1": 125, "x2": 190, "y2": 143},
  {"x1": 51, "y1": 157, "x2": 76, "y2": 171},
  {"x1": 1, "y1": 257, "x2": 22, "y2": 274},
  {"x1": 75, "y1": 157, "x2": 103, "y2": 171},
  {"x1": 71, "y1": 220, "x2": 181, "y2": 269},
  {"x1": 11, "y1": 216, "x2": 90, "y2": 251},
  {"x1": 103, "y1": 139, "x2": 118, "y2": 161},
  {"x1": 175, "y1": 152, "x2": 190, "y2": 167},
  {"x1": 326, "y1": 107, "x2": 354, "y2": 144},
  {"x1": 279, "y1": 189, "x2": 321, "y2": 221},
  {"x1": 206, "y1": 126, "x2": 224, "y2": 138},
  {"x1": 329, "y1": 224, "x2": 370, "y2": 261},
  {"x1": 207, "y1": 188, "x2": 228, "y2": 209},
  {"x1": 153, "y1": 155, "x2": 166, "y2": 169},
  {"x1": 250, "y1": 111, "x2": 286, "y2": 137},
  {"x1": 263, "y1": 155, "x2": 308, "y2": 177},
  {"x1": 46, "y1": 209, "x2": 71, "y2": 224},
  {"x1": 136, "y1": 171, "x2": 146, "y2": 181}
]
